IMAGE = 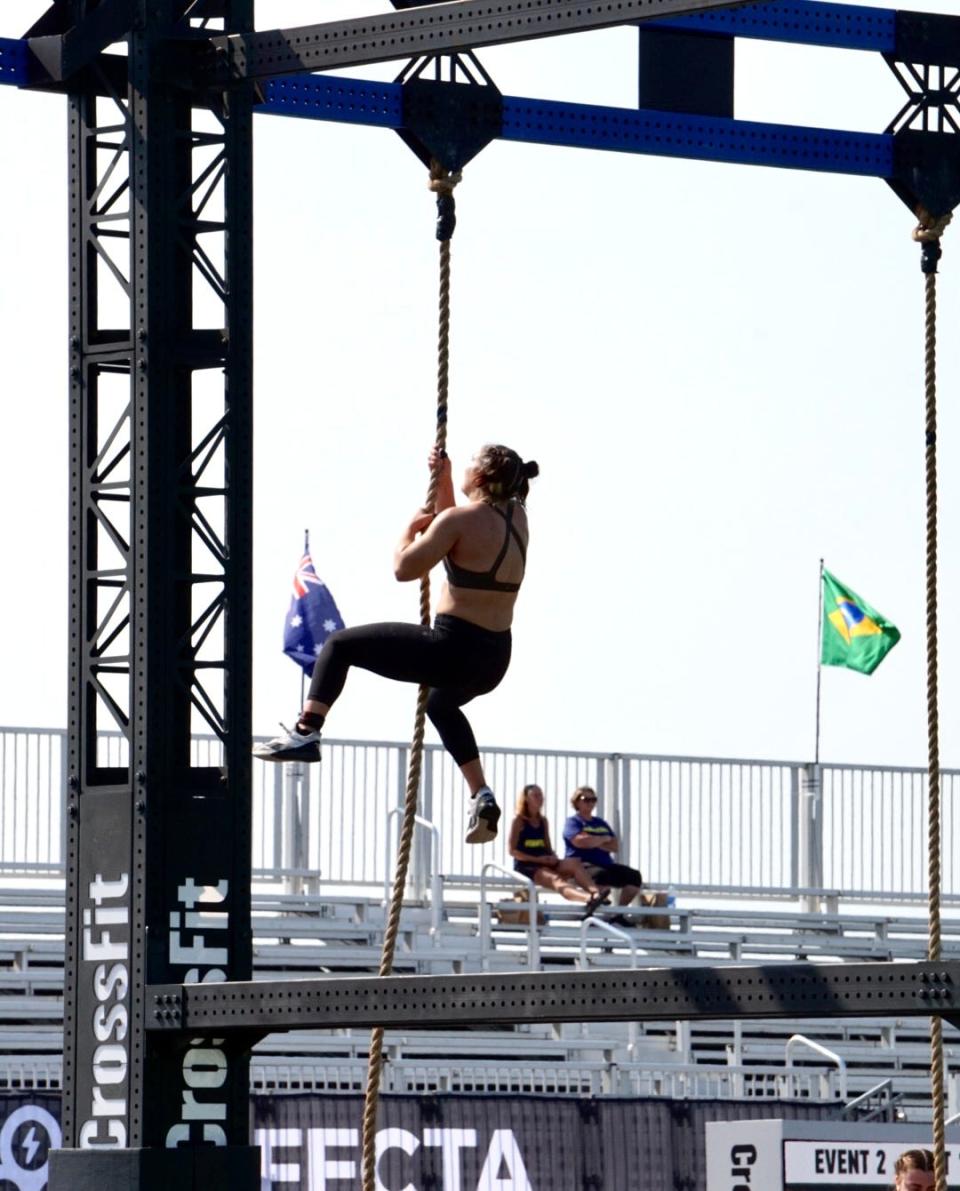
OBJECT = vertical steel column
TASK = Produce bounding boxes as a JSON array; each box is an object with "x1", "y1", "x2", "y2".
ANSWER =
[{"x1": 55, "y1": 2, "x2": 257, "y2": 1185}]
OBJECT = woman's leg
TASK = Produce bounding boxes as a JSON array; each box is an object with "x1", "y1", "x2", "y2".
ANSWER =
[
  {"x1": 556, "y1": 858, "x2": 604, "y2": 896},
  {"x1": 423, "y1": 691, "x2": 500, "y2": 842},
  {"x1": 458, "y1": 758, "x2": 488, "y2": 799},
  {"x1": 425, "y1": 688, "x2": 489, "y2": 795},
  {"x1": 305, "y1": 622, "x2": 461, "y2": 715},
  {"x1": 532, "y1": 867, "x2": 592, "y2": 904},
  {"x1": 255, "y1": 622, "x2": 457, "y2": 764}
]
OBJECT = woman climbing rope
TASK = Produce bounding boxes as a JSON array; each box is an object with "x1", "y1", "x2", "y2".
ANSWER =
[{"x1": 254, "y1": 443, "x2": 538, "y2": 845}]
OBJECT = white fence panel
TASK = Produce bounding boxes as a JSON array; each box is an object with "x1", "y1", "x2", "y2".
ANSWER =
[
  {"x1": 820, "y1": 765, "x2": 960, "y2": 899},
  {"x1": 0, "y1": 728, "x2": 64, "y2": 876},
  {"x1": 624, "y1": 755, "x2": 797, "y2": 892},
  {"x1": 0, "y1": 725, "x2": 957, "y2": 904}
]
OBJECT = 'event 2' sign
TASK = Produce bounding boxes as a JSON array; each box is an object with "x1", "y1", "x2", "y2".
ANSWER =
[{"x1": 706, "y1": 1120, "x2": 960, "y2": 1191}]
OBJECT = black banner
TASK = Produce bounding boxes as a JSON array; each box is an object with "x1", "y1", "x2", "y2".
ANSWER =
[
  {"x1": 251, "y1": 1093, "x2": 842, "y2": 1191},
  {"x1": 0, "y1": 1089, "x2": 839, "y2": 1191}
]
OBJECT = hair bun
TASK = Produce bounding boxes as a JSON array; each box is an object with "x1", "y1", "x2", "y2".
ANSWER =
[{"x1": 523, "y1": 460, "x2": 540, "y2": 480}]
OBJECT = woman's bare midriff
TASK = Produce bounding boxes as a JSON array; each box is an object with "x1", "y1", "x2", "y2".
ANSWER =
[{"x1": 435, "y1": 584, "x2": 517, "y2": 633}]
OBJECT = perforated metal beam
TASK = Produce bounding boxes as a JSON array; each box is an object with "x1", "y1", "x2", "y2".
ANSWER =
[
  {"x1": 259, "y1": 74, "x2": 893, "y2": 178},
  {"x1": 0, "y1": 36, "x2": 28, "y2": 84},
  {"x1": 651, "y1": 0, "x2": 895, "y2": 53},
  {"x1": 149, "y1": 961, "x2": 960, "y2": 1033},
  {"x1": 200, "y1": 0, "x2": 771, "y2": 85}
]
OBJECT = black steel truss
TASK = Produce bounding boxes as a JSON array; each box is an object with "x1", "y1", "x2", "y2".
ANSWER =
[
  {"x1": 199, "y1": 0, "x2": 766, "y2": 85},
  {"x1": 58, "y1": 0, "x2": 254, "y2": 1180},
  {"x1": 148, "y1": 962, "x2": 960, "y2": 1034}
]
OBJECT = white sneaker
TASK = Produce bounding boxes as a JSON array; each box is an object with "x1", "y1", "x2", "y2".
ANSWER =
[
  {"x1": 252, "y1": 722, "x2": 322, "y2": 763},
  {"x1": 465, "y1": 787, "x2": 500, "y2": 844}
]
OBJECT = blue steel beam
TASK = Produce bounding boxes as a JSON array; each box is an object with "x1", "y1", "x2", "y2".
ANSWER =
[
  {"x1": 0, "y1": 37, "x2": 28, "y2": 86},
  {"x1": 648, "y1": 0, "x2": 895, "y2": 52},
  {"x1": 501, "y1": 97, "x2": 892, "y2": 177},
  {"x1": 261, "y1": 75, "x2": 403, "y2": 129},
  {"x1": 0, "y1": 33, "x2": 898, "y2": 179},
  {"x1": 259, "y1": 73, "x2": 893, "y2": 180}
]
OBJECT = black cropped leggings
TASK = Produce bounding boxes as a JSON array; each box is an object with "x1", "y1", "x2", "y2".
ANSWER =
[{"x1": 307, "y1": 613, "x2": 512, "y2": 766}]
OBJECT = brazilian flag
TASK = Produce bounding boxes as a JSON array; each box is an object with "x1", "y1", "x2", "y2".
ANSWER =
[{"x1": 821, "y1": 569, "x2": 901, "y2": 675}]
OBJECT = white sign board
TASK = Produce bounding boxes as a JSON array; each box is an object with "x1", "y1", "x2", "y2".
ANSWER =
[
  {"x1": 784, "y1": 1140, "x2": 959, "y2": 1186},
  {"x1": 705, "y1": 1120, "x2": 784, "y2": 1191},
  {"x1": 706, "y1": 1120, "x2": 960, "y2": 1191}
]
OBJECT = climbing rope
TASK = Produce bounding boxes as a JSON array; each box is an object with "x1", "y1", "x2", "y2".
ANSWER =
[
  {"x1": 913, "y1": 206, "x2": 952, "y2": 1191},
  {"x1": 360, "y1": 160, "x2": 462, "y2": 1191}
]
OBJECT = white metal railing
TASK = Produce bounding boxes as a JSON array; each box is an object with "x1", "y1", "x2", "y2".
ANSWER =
[
  {"x1": 616, "y1": 1061, "x2": 831, "y2": 1100},
  {"x1": 786, "y1": 1033, "x2": 848, "y2": 1100},
  {"x1": 0, "y1": 1053, "x2": 840, "y2": 1099},
  {"x1": 479, "y1": 862, "x2": 540, "y2": 969},
  {"x1": 579, "y1": 917, "x2": 639, "y2": 968},
  {"x1": 383, "y1": 809, "x2": 442, "y2": 935},
  {"x1": 0, "y1": 728, "x2": 65, "y2": 876},
  {"x1": 2, "y1": 726, "x2": 959, "y2": 905},
  {"x1": 843, "y1": 1079, "x2": 900, "y2": 1122}
]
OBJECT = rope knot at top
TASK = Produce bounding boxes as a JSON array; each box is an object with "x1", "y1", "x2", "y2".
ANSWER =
[
  {"x1": 913, "y1": 208, "x2": 953, "y2": 243},
  {"x1": 428, "y1": 162, "x2": 463, "y2": 196}
]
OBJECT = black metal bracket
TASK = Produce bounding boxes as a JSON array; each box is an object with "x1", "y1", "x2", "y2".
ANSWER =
[
  {"x1": 148, "y1": 960, "x2": 960, "y2": 1034},
  {"x1": 886, "y1": 11, "x2": 960, "y2": 217},
  {"x1": 27, "y1": 0, "x2": 135, "y2": 84},
  {"x1": 396, "y1": 51, "x2": 502, "y2": 174},
  {"x1": 638, "y1": 26, "x2": 734, "y2": 119}
]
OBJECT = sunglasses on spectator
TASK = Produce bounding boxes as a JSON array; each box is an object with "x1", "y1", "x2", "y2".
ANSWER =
[{"x1": 577, "y1": 795, "x2": 597, "y2": 803}]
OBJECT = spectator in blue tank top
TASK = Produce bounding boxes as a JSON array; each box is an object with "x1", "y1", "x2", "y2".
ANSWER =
[
  {"x1": 563, "y1": 786, "x2": 643, "y2": 926},
  {"x1": 508, "y1": 784, "x2": 609, "y2": 917}
]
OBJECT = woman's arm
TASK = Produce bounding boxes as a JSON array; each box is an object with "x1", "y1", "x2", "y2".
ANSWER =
[
  {"x1": 430, "y1": 447, "x2": 456, "y2": 513},
  {"x1": 507, "y1": 816, "x2": 525, "y2": 860},
  {"x1": 569, "y1": 831, "x2": 598, "y2": 849},
  {"x1": 394, "y1": 506, "x2": 462, "y2": 582}
]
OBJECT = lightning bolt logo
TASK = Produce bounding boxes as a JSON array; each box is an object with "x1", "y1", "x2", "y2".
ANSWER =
[{"x1": 20, "y1": 1126, "x2": 39, "y2": 1166}]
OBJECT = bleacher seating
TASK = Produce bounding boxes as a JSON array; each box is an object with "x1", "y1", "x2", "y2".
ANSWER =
[{"x1": 0, "y1": 880, "x2": 957, "y2": 1119}]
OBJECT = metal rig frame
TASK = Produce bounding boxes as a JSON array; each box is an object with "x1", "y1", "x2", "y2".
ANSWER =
[{"x1": 1, "y1": 0, "x2": 960, "y2": 1186}]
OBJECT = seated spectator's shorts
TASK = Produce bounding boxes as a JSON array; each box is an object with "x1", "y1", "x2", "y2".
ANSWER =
[
  {"x1": 585, "y1": 862, "x2": 643, "y2": 888},
  {"x1": 514, "y1": 862, "x2": 542, "y2": 880}
]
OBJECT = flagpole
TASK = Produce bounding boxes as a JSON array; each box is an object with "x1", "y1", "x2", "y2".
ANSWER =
[
  {"x1": 300, "y1": 528, "x2": 309, "y2": 709},
  {"x1": 814, "y1": 557, "x2": 824, "y2": 766}
]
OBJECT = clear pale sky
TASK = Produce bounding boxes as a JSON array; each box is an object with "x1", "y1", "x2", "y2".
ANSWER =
[{"x1": 1, "y1": 0, "x2": 958, "y2": 770}]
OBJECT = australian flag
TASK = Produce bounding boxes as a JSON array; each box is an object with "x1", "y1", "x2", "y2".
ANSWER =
[{"x1": 282, "y1": 537, "x2": 345, "y2": 676}]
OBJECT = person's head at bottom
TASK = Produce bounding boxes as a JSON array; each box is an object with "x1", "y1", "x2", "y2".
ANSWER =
[{"x1": 894, "y1": 1149, "x2": 935, "y2": 1191}]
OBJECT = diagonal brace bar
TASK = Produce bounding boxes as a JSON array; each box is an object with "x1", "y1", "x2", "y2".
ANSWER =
[
  {"x1": 149, "y1": 960, "x2": 960, "y2": 1033},
  {"x1": 201, "y1": 0, "x2": 773, "y2": 85}
]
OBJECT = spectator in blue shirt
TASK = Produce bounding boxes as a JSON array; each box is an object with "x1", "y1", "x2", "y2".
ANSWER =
[{"x1": 563, "y1": 785, "x2": 643, "y2": 926}]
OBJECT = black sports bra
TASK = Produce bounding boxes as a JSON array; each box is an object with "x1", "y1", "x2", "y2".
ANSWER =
[{"x1": 443, "y1": 502, "x2": 528, "y2": 594}]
